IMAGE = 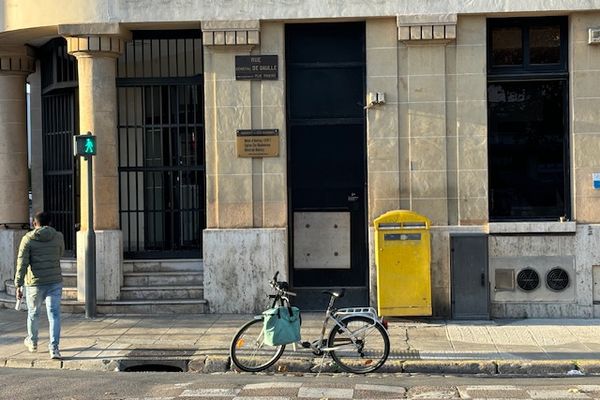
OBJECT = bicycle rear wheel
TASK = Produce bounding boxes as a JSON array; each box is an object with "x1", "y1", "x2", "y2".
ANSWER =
[
  {"x1": 328, "y1": 315, "x2": 390, "y2": 373},
  {"x1": 230, "y1": 317, "x2": 286, "y2": 372}
]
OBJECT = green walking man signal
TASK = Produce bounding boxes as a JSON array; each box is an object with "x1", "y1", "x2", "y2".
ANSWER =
[{"x1": 74, "y1": 133, "x2": 97, "y2": 156}]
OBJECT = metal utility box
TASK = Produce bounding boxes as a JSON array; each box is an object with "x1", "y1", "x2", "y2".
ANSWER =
[
  {"x1": 374, "y1": 210, "x2": 432, "y2": 317},
  {"x1": 450, "y1": 233, "x2": 489, "y2": 319}
]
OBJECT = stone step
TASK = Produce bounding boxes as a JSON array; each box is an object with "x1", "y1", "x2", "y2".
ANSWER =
[
  {"x1": 120, "y1": 286, "x2": 204, "y2": 300},
  {"x1": 62, "y1": 287, "x2": 78, "y2": 300},
  {"x1": 97, "y1": 299, "x2": 208, "y2": 314},
  {"x1": 61, "y1": 299, "x2": 208, "y2": 314},
  {"x1": 0, "y1": 292, "x2": 208, "y2": 314},
  {"x1": 63, "y1": 273, "x2": 77, "y2": 287},
  {"x1": 123, "y1": 271, "x2": 203, "y2": 287},
  {"x1": 126, "y1": 259, "x2": 203, "y2": 273},
  {"x1": 5, "y1": 280, "x2": 77, "y2": 301},
  {"x1": 60, "y1": 259, "x2": 77, "y2": 274}
]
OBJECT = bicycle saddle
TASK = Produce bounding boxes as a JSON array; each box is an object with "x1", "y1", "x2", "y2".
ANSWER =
[{"x1": 322, "y1": 289, "x2": 345, "y2": 298}]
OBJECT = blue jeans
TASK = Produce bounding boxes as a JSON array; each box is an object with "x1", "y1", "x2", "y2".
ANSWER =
[{"x1": 25, "y1": 282, "x2": 62, "y2": 350}]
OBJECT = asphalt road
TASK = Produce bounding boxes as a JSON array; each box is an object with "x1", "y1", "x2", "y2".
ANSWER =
[{"x1": 3, "y1": 368, "x2": 600, "y2": 399}]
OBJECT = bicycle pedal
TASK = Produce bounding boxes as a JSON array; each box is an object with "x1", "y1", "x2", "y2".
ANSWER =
[{"x1": 301, "y1": 341, "x2": 311, "y2": 349}]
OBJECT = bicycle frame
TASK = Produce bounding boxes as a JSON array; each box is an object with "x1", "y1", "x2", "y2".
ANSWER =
[
  {"x1": 258, "y1": 273, "x2": 385, "y2": 355},
  {"x1": 307, "y1": 295, "x2": 382, "y2": 354},
  {"x1": 230, "y1": 272, "x2": 390, "y2": 374}
]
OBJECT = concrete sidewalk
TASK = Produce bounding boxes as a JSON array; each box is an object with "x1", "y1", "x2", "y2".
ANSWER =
[{"x1": 2, "y1": 308, "x2": 600, "y2": 375}]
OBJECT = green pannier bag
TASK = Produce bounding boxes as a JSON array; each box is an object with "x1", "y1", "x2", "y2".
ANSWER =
[{"x1": 262, "y1": 306, "x2": 301, "y2": 346}]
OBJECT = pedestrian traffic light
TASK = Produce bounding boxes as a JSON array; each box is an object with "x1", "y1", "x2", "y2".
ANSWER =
[{"x1": 74, "y1": 134, "x2": 97, "y2": 156}]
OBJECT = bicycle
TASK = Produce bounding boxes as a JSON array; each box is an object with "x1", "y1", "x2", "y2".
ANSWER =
[{"x1": 229, "y1": 272, "x2": 390, "y2": 374}]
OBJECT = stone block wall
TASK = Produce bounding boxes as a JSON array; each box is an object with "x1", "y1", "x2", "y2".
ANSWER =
[
  {"x1": 204, "y1": 21, "x2": 287, "y2": 230},
  {"x1": 571, "y1": 12, "x2": 600, "y2": 223},
  {"x1": 203, "y1": 228, "x2": 287, "y2": 313}
]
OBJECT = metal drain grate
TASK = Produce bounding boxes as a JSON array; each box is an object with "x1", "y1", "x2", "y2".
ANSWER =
[
  {"x1": 516, "y1": 268, "x2": 540, "y2": 291},
  {"x1": 546, "y1": 267, "x2": 569, "y2": 291},
  {"x1": 118, "y1": 359, "x2": 188, "y2": 372}
]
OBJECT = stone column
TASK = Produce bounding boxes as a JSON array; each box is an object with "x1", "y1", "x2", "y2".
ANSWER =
[
  {"x1": 0, "y1": 46, "x2": 35, "y2": 291},
  {"x1": 64, "y1": 32, "x2": 126, "y2": 301}
]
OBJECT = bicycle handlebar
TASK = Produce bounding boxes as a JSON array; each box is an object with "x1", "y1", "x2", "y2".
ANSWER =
[{"x1": 269, "y1": 272, "x2": 297, "y2": 297}]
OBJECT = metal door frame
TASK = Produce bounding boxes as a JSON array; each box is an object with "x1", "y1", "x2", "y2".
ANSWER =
[
  {"x1": 285, "y1": 22, "x2": 368, "y2": 308},
  {"x1": 450, "y1": 233, "x2": 490, "y2": 320}
]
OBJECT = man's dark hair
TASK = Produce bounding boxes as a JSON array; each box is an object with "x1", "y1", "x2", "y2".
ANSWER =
[{"x1": 34, "y1": 211, "x2": 51, "y2": 227}]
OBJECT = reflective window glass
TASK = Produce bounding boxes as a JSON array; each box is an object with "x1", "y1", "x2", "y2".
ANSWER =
[
  {"x1": 491, "y1": 27, "x2": 523, "y2": 66},
  {"x1": 530, "y1": 25, "x2": 561, "y2": 64}
]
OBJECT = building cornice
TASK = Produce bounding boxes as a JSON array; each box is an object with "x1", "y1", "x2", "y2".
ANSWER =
[
  {"x1": 201, "y1": 20, "x2": 260, "y2": 46},
  {"x1": 65, "y1": 35, "x2": 126, "y2": 58},
  {"x1": 397, "y1": 14, "x2": 457, "y2": 43},
  {"x1": 0, "y1": 46, "x2": 35, "y2": 75}
]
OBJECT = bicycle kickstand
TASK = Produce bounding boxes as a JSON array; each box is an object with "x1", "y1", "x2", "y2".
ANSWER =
[{"x1": 315, "y1": 350, "x2": 327, "y2": 377}]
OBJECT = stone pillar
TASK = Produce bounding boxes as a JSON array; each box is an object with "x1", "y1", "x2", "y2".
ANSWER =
[
  {"x1": 571, "y1": 13, "x2": 600, "y2": 223},
  {"x1": 453, "y1": 16, "x2": 489, "y2": 225},
  {"x1": 397, "y1": 14, "x2": 457, "y2": 225},
  {"x1": 0, "y1": 46, "x2": 35, "y2": 291},
  {"x1": 365, "y1": 19, "x2": 401, "y2": 308},
  {"x1": 64, "y1": 32, "x2": 126, "y2": 301},
  {"x1": 396, "y1": 15, "x2": 458, "y2": 317}
]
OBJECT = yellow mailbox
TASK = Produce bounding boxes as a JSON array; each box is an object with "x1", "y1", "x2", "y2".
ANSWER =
[{"x1": 374, "y1": 210, "x2": 432, "y2": 317}]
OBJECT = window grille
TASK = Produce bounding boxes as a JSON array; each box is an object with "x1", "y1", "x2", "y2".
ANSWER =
[
  {"x1": 117, "y1": 31, "x2": 205, "y2": 258},
  {"x1": 40, "y1": 38, "x2": 79, "y2": 256}
]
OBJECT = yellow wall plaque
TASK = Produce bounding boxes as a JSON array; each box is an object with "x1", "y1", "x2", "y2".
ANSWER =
[{"x1": 236, "y1": 129, "x2": 279, "y2": 158}]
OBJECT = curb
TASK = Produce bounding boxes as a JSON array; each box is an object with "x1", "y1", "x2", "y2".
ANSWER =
[{"x1": 0, "y1": 356, "x2": 594, "y2": 376}]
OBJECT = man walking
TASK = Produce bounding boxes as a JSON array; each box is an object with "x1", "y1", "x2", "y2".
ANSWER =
[{"x1": 14, "y1": 211, "x2": 65, "y2": 359}]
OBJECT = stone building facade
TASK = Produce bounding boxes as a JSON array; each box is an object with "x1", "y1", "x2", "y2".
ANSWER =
[{"x1": 1, "y1": 0, "x2": 600, "y2": 317}]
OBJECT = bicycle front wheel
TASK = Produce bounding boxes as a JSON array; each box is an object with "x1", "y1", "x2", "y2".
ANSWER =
[
  {"x1": 328, "y1": 315, "x2": 390, "y2": 374},
  {"x1": 230, "y1": 317, "x2": 286, "y2": 372}
]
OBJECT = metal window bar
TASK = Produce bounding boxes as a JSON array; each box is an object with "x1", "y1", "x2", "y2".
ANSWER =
[
  {"x1": 40, "y1": 38, "x2": 79, "y2": 256},
  {"x1": 117, "y1": 31, "x2": 205, "y2": 259},
  {"x1": 42, "y1": 92, "x2": 77, "y2": 256}
]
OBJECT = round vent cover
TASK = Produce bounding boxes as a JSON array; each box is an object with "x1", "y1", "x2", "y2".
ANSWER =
[
  {"x1": 546, "y1": 267, "x2": 569, "y2": 291},
  {"x1": 517, "y1": 268, "x2": 540, "y2": 291}
]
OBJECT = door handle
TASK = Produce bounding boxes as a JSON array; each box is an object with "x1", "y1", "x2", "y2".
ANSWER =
[{"x1": 481, "y1": 272, "x2": 485, "y2": 287}]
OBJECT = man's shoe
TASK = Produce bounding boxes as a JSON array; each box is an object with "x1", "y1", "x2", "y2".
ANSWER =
[
  {"x1": 24, "y1": 338, "x2": 37, "y2": 352},
  {"x1": 49, "y1": 348, "x2": 62, "y2": 360}
]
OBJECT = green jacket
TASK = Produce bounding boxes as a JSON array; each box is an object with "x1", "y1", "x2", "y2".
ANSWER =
[{"x1": 14, "y1": 226, "x2": 64, "y2": 287}]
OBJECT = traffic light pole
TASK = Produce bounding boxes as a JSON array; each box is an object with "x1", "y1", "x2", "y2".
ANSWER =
[{"x1": 84, "y1": 153, "x2": 96, "y2": 319}]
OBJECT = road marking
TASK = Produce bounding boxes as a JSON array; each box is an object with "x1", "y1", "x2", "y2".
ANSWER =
[
  {"x1": 298, "y1": 387, "x2": 353, "y2": 398},
  {"x1": 180, "y1": 388, "x2": 241, "y2": 397},
  {"x1": 233, "y1": 397, "x2": 290, "y2": 400},
  {"x1": 462, "y1": 385, "x2": 518, "y2": 391},
  {"x1": 527, "y1": 389, "x2": 590, "y2": 398},
  {"x1": 123, "y1": 398, "x2": 175, "y2": 400},
  {"x1": 354, "y1": 384, "x2": 406, "y2": 394},
  {"x1": 578, "y1": 385, "x2": 600, "y2": 391},
  {"x1": 243, "y1": 382, "x2": 303, "y2": 390},
  {"x1": 409, "y1": 391, "x2": 457, "y2": 399}
]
